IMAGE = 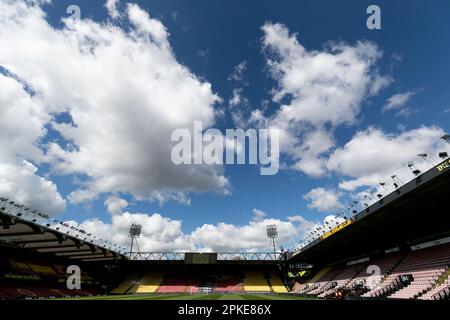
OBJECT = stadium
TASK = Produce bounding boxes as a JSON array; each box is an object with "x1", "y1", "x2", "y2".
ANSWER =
[
  {"x1": 1, "y1": 1, "x2": 450, "y2": 309},
  {"x1": 1, "y1": 152, "x2": 449, "y2": 301}
]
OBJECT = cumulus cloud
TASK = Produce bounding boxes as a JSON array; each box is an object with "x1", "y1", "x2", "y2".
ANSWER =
[
  {"x1": 256, "y1": 22, "x2": 391, "y2": 177},
  {"x1": 73, "y1": 198, "x2": 314, "y2": 252},
  {"x1": 327, "y1": 126, "x2": 448, "y2": 191},
  {"x1": 251, "y1": 208, "x2": 267, "y2": 222},
  {"x1": 0, "y1": 160, "x2": 66, "y2": 216},
  {"x1": 0, "y1": 1, "x2": 228, "y2": 206},
  {"x1": 105, "y1": 0, "x2": 120, "y2": 19},
  {"x1": 303, "y1": 187, "x2": 343, "y2": 212},
  {"x1": 0, "y1": 73, "x2": 65, "y2": 215},
  {"x1": 382, "y1": 91, "x2": 415, "y2": 112}
]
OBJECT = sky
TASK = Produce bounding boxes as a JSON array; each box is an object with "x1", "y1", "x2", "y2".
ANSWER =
[{"x1": 0, "y1": 0, "x2": 449, "y2": 253}]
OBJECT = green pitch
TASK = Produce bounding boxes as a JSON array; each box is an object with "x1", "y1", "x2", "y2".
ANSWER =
[{"x1": 57, "y1": 293, "x2": 314, "y2": 300}]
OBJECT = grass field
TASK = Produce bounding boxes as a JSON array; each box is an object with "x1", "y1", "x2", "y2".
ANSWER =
[{"x1": 57, "y1": 293, "x2": 314, "y2": 300}]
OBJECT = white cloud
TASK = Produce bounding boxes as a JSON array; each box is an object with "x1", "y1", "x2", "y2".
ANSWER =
[
  {"x1": 229, "y1": 88, "x2": 244, "y2": 108},
  {"x1": 0, "y1": 73, "x2": 65, "y2": 215},
  {"x1": 0, "y1": 160, "x2": 66, "y2": 216},
  {"x1": 328, "y1": 126, "x2": 448, "y2": 191},
  {"x1": 262, "y1": 22, "x2": 390, "y2": 127},
  {"x1": 105, "y1": 0, "x2": 120, "y2": 19},
  {"x1": 228, "y1": 88, "x2": 252, "y2": 128},
  {"x1": 395, "y1": 107, "x2": 417, "y2": 118},
  {"x1": 228, "y1": 61, "x2": 250, "y2": 127},
  {"x1": 303, "y1": 187, "x2": 343, "y2": 212},
  {"x1": 79, "y1": 204, "x2": 191, "y2": 252},
  {"x1": 291, "y1": 129, "x2": 335, "y2": 177},
  {"x1": 228, "y1": 61, "x2": 247, "y2": 83},
  {"x1": 251, "y1": 208, "x2": 267, "y2": 222},
  {"x1": 287, "y1": 215, "x2": 316, "y2": 231},
  {"x1": 382, "y1": 91, "x2": 415, "y2": 112},
  {"x1": 104, "y1": 196, "x2": 129, "y2": 216},
  {"x1": 0, "y1": 1, "x2": 228, "y2": 205},
  {"x1": 258, "y1": 22, "x2": 391, "y2": 177},
  {"x1": 73, "y1": 198, "x2": 313, "y2": 252},
  {"x1": 127, "y1": 3, "x2": 168, "y2": 45}
]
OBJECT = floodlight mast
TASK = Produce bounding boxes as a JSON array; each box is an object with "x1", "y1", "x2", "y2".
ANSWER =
[
  {"x1": 128, "y1": 224, "x2": 142, "y2": 257},
  {"x1": 266, "y1": 224, "x2": 279, "y2": 260}
]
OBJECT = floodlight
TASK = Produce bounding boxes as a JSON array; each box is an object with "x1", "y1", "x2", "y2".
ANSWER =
[
  {"x1": 266, "y1": 224, "x2": 278, "y2": 238},
  {"x1": 129, "y1": 224, "x2": 142, "y2": 237}
]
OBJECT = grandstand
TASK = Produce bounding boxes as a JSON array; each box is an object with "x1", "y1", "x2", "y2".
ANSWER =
[
  {"x1": 288, "y1": 157, "x2": 450, "y2": 300},
  {"x1": 0, "y1": 156, "x2": 449, "y2": 300}
]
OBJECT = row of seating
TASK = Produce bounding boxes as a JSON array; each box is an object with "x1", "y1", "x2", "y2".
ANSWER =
[
  {"x1": 292, "y1": 242, "x2": 450, "y2": 300},
  {"x1": 0, "y1": 284, "x2": 99, "y2": 300},
  {"x1": 317, "y1": 264, "x2": 363, "y2": 298},
  {"x1": 296, "y1": 266, "x2": 344, "y2": 295},
  {"x1": 111, "y1": 269, "x2": 287, "y2": 294},
  {"x1": 6, "y1": 259, "x2": 93, "y2": 281},
  {"x1": 243, "y1": 270, "x2": 271, "y2": 292},
  {"x1": 419, "y1": 276, "x2": 450, "y2": 300},
  {"x1": 369, "y1": 244, "x2": 450, "y2": 299}
]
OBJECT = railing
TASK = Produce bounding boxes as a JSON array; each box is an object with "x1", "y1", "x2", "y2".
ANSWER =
[{"x1": 129, "y1": 252, "x2": 281, "y2": 261}]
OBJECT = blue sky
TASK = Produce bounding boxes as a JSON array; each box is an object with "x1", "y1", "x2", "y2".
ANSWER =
[{"x1": 0, "y1": 0, "x2": 449, "y2": 252}]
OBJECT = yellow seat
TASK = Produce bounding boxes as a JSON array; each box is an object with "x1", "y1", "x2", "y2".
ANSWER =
[
  {"x1": 269, "y1": 272, "x2": 288, "y2": 293},
  {"x1": 112, "y1": 272, "x2": 164, "y2": 294},
  {"x1": 28, "y1": 263, "x2": 55, "y2": 274},
  {"x1": 111, "y1": 274, "x2": 140, "y2": 294},
  {"x1": 134, "y1": 273, "x2": 163, "y2": 293},
  {"x1": 243, "y1": 270, "x2": 271, "y2": 292}
]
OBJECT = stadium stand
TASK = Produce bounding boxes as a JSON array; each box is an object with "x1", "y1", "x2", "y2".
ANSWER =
[
  {"x1": 346, "y1": 251, "x2": 406, "y2": 292},
  {"x1": 292, "y1": 267, "x2": 332, "y2": 293},
  {"x1": 361, "y1": 243, "x2": 450, "y2": 299},
  {"x1": 303, "y1": 266, "x2": 345, "y2": 295},
  {"x1": 243, "y1": 270, "x2": 271, "y2": 292},
  {"x1": 111, "y1": 273, "x2": 143, "y2": 294},
  {"x1": 387, "y1": 243, "x2": 450, "y2": 299},
  {"x1": 28, "y1": 263, "x2": 57, "y2": 275},
  {"x1": 157, "y1": 276, "x2": 192, "y2": 293},
  {"x1": 215, "y1": 278, "x2": 243, "y2": 292},
  {"x1": 268, "y1": 271, "x2": 288, "y2": 293},
  {"x1": 108, "y1": 267, "x2": 284, "y2": 295},
  {"x1": 419, "y1": 274, "x2": 450, "y2": 300},
  {"x1": 0, "y1": 281, "x2": 100, "y2": 300},
  {"x1": 134, "y1": 272, "x2": 164, "y2": 293},
  {"x1": 293, "y1": 242, "x2": 450, "y2": 300},
  {"x1": 317, "y1": 263, "x2": 365, "y2": 298},
  {"x1": 215, "y1": 272, "x2": 244, "y2": 292}
]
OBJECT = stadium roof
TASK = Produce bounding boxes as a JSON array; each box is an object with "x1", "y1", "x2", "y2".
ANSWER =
[
  {"x1": 0, "y1": 202, "x2": 127, "y2": 263},
  {"x1": 289, "y1": 158, "x2": 450, "y2": 266}
]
